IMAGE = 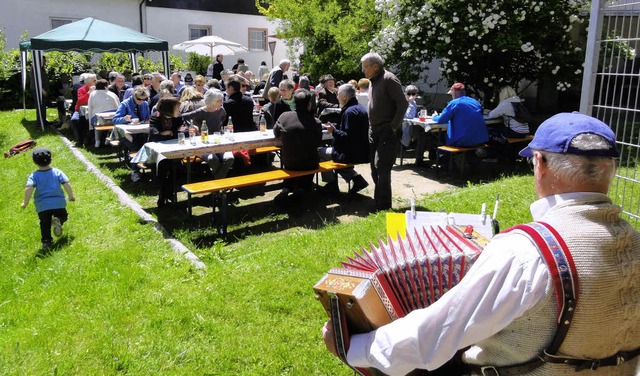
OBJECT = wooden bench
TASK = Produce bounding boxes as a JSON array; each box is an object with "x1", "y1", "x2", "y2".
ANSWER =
[
  {"x1": 95, "y1": 125, "x2": 114, "y2": 132},
  {"x1": 437, "y1": 135, "x2": 534, "y2": 174},
  {"x1": 253, "y1": 146, "x2": 282, "y2": 167},
  {"x1": 181, "y1": 160, "x2": 354, "y2": 235}
]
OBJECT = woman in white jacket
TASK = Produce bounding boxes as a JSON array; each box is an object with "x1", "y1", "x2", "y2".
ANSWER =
[{"x1": 488, "y1": 86, "x2": 530, "y2": 138}]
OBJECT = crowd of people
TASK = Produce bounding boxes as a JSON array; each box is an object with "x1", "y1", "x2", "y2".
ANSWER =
[{"x1": 55, "y1": 51, "x2": 540, "y2": 211}]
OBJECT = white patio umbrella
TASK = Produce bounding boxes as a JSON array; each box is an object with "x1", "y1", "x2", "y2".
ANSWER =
[{"x1": 172, "y1": 35, "x2": 248, "y2": 59}]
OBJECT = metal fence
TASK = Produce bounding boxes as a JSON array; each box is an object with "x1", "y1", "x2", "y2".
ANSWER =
[{"x1": 581, "y1": 0, "x2": 640, "y2": 226}]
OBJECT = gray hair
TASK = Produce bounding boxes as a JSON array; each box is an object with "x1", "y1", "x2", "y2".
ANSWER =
[
  {"x1": 338, "y1": 83, "x2": 356, "y2": 99},
  {"x1": 279, "y1": 59, "x2": 291, "y2": 68},
  {"x1": 132, "y1": 86, "x2": 149, "y2": 99},
  {"x1": 159, "y1": 79, "x2": 175, "y2": 92},
  {"x1": 299, "y1": 76, "x2": 311, "y2": 89},
  {"x1": 536, "y1": 134, "x2": 617, "y2": 187},
  {"x1": 204, "y1": 88, "x2": 223, "y2": 106},
  {"x1": 279, "y1": 79, "x2": 294, "y2": 90},
  {"x1": 84, "y1": 73, "x2": 97, "y2": 83},
  {"x1": 360, "y1": 52, "x2": 384, "y2": 66}
]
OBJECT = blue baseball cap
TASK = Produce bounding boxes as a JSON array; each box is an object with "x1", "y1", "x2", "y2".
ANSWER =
[{"x1": 519, "y1": 112, "x2": 619, "y2": 158}]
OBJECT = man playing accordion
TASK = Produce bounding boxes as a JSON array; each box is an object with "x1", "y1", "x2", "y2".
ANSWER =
[{"x1": 322, "y1": 112, "x2": 640, "y2": 376}]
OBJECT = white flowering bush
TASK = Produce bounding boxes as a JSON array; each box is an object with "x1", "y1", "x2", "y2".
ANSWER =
[{"x1": 370, "y1": 0, "x2": 588, "y2": 98}]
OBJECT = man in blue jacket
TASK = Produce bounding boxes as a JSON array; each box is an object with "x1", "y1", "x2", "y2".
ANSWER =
[{"x1": 432, "y1": 83, "x2": 488, "y2": 147}]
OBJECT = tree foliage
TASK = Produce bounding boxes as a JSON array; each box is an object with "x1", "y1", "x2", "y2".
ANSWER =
[
  {"x1": 257, "y1": 0, "x2": 379, "y2": 81},
  {"x1": 371, "y1": 0, "x2": 588, "y2": 100},
  {"x1": 186, "y1": 52, "x2": 210, "y2": 76}
]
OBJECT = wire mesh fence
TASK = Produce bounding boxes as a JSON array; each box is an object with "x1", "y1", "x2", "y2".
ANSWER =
[{"x1": 586, "y1": 0, "x2": 640, "y2": 226}]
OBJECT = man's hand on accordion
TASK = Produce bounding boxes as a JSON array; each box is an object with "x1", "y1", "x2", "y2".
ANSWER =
[{"x1": 322, "y1": 320, "x2": 340, "y2": 358}]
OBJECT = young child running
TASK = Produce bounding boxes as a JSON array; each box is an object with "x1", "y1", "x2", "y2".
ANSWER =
[{"x1": 21, "y1": 147, "x2": 75, "y2": 250}]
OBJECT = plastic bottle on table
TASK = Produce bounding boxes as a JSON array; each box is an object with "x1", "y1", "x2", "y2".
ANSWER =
[
  {"x1": 200, "y1": 120, "x2": 209, "y2": 144},
  {"x1": 226, "y1": 117, "x2": 234, "y2": 134},
  {"x1": 188, "y1": 122, "x2": 198, "y2": 145}
]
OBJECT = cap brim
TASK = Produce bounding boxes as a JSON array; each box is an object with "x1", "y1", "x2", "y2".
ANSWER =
[
  {"x1": 447, "y1": 90, "x2": 452, "y2": 95},
  {"x1": 519, "y1": 146, "x2": 533, "y2": 158}
]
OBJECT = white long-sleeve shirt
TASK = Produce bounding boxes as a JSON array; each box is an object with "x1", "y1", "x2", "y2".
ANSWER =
[
  {"x1": 487, "y1": 96, "x2": 529, "y2": 134},
  {"x1": 347, "y1": 193, "x2": 594, "y2": 375}
]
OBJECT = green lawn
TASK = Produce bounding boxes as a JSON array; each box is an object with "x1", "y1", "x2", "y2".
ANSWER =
[{"x1": 1, "y1": 109, "x2": 539, "y2": 374}]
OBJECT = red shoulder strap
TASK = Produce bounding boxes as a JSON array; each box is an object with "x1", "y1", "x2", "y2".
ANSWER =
[{"x1": 505, "y1": 222, "x2": 579, "y2": 354}]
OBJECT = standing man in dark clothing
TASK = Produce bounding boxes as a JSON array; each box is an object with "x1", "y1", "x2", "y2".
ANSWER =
[
  {"x1": 273, "y1": 89, "x2": 323, "y2": 201},
  {"x1": 222, "y1": 76, "x2": 257, "y2": 133},
  {"x1": 262, "y1": 59, "x2": 291, "y2": 101},
  {"x1": 209, "y1": 54, "x2": 224, "y2": 80},
  {"x1": 320, "y1": 83, "x2": 369, "y2": 195},
  {"x1": 361, "y1": 52, "x2": 408, "y2": 211}
]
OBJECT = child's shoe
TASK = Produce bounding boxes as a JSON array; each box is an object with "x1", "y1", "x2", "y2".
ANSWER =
[{"x1": 52, "y1": 217, "x2": 63, "y2": 237}]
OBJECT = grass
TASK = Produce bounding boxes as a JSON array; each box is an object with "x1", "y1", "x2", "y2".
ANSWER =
[{"x1": 1, "y1": 109, "x2": 541, "y2": 374}]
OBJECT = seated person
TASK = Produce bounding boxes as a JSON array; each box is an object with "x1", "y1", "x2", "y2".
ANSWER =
[
  {"x1": 148, "y1": 97, "x2": 185, "y2": 207},
  {"x1": 261, "y1": 87, "x2": 291, "y2": 129},
  {"x1": 273, "y1": 89, "x2": 323, "y2": 201},
  {"x1": 170, "y1": 72, "x2": 184, "y2": 94},
  {"x1": 71, "y1": 73, "x2": 97, "y2": 148},
  {"x1": 488, "y1": 85, "x2": 530, "y2": 138},
  {"x1": 182, "y1": 89, "x2": 234, "y2": 179},
  {"x1": 356, "y1": 78, "x2": 370, "y2": 110},
  {"x1": 150, "y1": 80, "x2": 177, "y2": 110},
  {"x1": 432, "y1": 82, "x2": 488, "y2": 147},
  {"x1": 113, "y1": 86, "x2": 151, "y2": 150},
  {"x1": 223, "y1": 76, "x2": 257, "y2": 133},
  {"x1": 108, "y1": 73, "x2": 129, "y2": 102},
  {"x1": 179, "y1": 86, "x2": 205, "y2": 114},
  {"x1": 253, "y1": 73, "x2": 269, "y2": 96},
  {"x1": 404, "y1": 85, "x2": 418, "y2": 120},
  {"x1": 113, "y1": 86, "x2": 151, "y2": 125},
  {"x1": 122, "y1": 75, "x2": 143, "y2": 101},
  {"x1": 319, "y1": 84, "x2": 369, "y2": 195},
  {"x1": 194, "y1": 74, "x2": 207, "y2": 95},
  {"x1": 278, "y1": 79, "x2": 296, "y2": 111},
  {"x1": 401, "y1": 85, "x2": 433, "y2": 166},
  {"x1": 87, "y1": 79, "x2": 120, "y2": 148},
  {"x1": 317, "y1": 74, "x2": 340, "y2": 123}
]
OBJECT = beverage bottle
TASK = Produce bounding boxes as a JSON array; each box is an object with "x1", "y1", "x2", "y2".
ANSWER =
[
  {"x1": 188, "y1": 122, "x2": 198, "y2": 145},
  {"x1": 226, "y1": 117, "x2": 234, "y2": 134},
  {"x1": 200, "y1": 120, "x2": 209, "y2": 143}
]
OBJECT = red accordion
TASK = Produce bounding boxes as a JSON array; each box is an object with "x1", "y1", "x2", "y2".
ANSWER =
[{"x1": 314, "y1": 224, "x2": 489, "y2": 375}]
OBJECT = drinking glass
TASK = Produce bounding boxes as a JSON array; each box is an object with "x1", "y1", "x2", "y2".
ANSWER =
[
  {"x1": 419, "y1": 109, "x2": 428, "y2": 121},
  {"x1": 213, "y1": 132, "x2": 221, "y2": 144},
  {"x1": 178, "y1": 132, "x2": 185, "y2": 145}
]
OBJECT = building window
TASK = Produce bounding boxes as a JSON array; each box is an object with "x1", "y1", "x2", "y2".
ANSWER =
[
  {"x1": 51, "y1": 18, "x2": 74, "y2": 29},
  {"x1": 249, "y1": 28, "x2": 267, "y2": 51},
  {"x1": 189, "y1": 25, "x2": 211, "y2": 40}
]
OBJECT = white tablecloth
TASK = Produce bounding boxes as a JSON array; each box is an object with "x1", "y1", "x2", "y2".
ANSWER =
[
  {"x1": 132, "y1": 130, "x2": 281, "y2": 166},
  {"x1": 114, "y1": 123, "x2": 150, "y2": 142}
]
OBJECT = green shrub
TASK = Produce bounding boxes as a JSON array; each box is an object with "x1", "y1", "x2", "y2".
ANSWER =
[{"x1": 186, "y1": 52, "x2": 210, "y2": 76}]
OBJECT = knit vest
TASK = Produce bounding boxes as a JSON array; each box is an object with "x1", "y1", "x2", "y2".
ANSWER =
[{"x1": 464, "y1": 194, "x2": 640, "y2": 375}]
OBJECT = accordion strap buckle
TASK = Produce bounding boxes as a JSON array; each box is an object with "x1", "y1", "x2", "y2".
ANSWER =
[{"x1": 480, "y1": 365, "x2": 499, "y2": 376}]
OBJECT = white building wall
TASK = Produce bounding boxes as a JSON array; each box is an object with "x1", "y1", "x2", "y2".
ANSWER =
[
  {"x1": 1, "y1": 1, "x2": 288, "y2": 75},
  {"x1": 146, "y1": 7, "x2": 288, "y2": 75},
  {"x1": 1, "y1": 0, "x2": 141, "y2": 49}
]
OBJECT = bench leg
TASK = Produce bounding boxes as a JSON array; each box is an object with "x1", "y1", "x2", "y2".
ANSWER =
[
  {"x1": 187, "y1": 192, "x2": 193, "y2": 217},
  {"x1": 219, "y1": 192, "x2": 228, "y2": 236}
]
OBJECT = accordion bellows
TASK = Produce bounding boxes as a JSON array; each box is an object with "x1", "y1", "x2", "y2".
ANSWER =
[{"x1": 314, "y1": 225, "x2": 488, "y2": 334}]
